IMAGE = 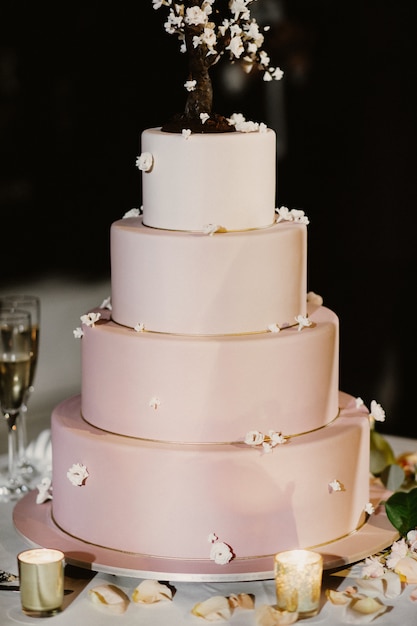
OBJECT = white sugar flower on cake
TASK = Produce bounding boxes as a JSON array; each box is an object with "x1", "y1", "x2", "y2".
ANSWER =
[
  {"x1": 275, "y1": 206, "x2": 310, "y2": 225},
  {"x1": 149, "y1": 397, "x2": 161, "y2": 410},
  {"x1": 267, "y1": 323, "x2": 281, "y2": 333},
  {"x1": 295, "y1": 314, "x2": 312, "y2": 331},
  {"x1": 36, "y1": 476, "x2": 53, "y2": 504},
  {"x1": 369, "y1": 400, "x2": 386, "y2": 423},
  {"x1": 100, "y1": 296, "x2": 112, "y2": 310},
  {"x1": 67, "y1": 463, "x2": 89, "y2": 486},
  {"x1": 153, "y1": 1, "x2": 283, "y2": 133},
  {"x1": 208, "y1": 533, "x2": 234, "y2": 565},
  {"x1": 134, "y1": 322, "x2": 145, "y2": 332},
  {"x1": 136, "y1": 152, "x2": 153, "y2": 172},
  {"x1": 244, "y1": 429, "x2": 287, "y2": 452},
  {"x1": 80, "y1": 312, "x2": 101, "y2": 327},
  {"x1": 123, "y1": 207, "x2": 142, "y2": 218},
  {"x1": 328, "y1": 479, "x2": 343, "y2": 493},
  {"x1": 365, "y1": 502, "x2": 375, "y2": 515},
  {"x1": 73, "y1": 327, "x2": 83, "y2": 339}
]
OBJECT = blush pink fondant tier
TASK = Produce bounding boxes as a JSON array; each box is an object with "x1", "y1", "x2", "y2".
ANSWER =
[
  {"x1": 140, "y1": 127, "x2": 276, "y2": 231},
  {"x1": 110, "y1": 218, "x2": 307, "y2": 335},
  {"x1": 51, "y1": 392, "x2": 370, "y2": 562},
  {"x1": 81, "y1": 305, "x2": 339, "y2": 443}
]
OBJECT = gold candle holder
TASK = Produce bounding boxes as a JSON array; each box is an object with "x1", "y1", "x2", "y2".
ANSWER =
[
  {"x1": 17, "y1": 548, "x2": 65, "y2": 617},
  {"x1": 274, "y1": 549, "x2": 323, "y2": 618}
]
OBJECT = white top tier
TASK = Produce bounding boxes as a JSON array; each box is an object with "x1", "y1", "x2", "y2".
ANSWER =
[{"x1": 140, "y1": 127, "x2": 277, "y2": 231}]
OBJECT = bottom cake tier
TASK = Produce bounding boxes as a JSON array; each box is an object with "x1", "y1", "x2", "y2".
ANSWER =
[{"x1": 50, "y1": 392, "x2": 370, "y2": 570}]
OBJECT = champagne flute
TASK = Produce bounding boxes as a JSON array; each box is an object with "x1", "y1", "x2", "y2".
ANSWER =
[
  {"x1": 0, "y1": 309, "x2": 32, "y2": 501},
  {"x1": 1, "y1": 295, "x2": 40, "y2": 479}
]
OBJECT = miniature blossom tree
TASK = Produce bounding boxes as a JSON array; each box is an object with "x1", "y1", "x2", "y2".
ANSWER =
[{"x1": 153, "y1": 0, "x2": 283, "y2": 132}]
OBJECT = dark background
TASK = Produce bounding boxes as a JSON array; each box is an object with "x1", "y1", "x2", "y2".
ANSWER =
[{"x1": 1, "y1": 1, "x2": 416, "y2": 436}]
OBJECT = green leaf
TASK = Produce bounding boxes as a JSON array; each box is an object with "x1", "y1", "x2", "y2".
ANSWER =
[
  {"x1": 385, "y1": 487, "x2": 417, "y2": 536},
  {"x1": 370, "y1": 429, "x2": 396, "y2": 475}
]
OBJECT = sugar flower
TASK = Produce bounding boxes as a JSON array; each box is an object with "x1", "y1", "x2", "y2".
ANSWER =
[
  {"x1": 267, "y1": 323, "x2": 280, "y2": 333},
  {"x1": 208, "y1": 533, "x2": 234, "y2": 565},
  {"x1": 370, "y1": 400, "x2": 386, "y2": 422},
  {"x1": 244, "y1": 430, "x2": 264, "y2": 446},
  {"x1": 361, "y1": 555, "x2": 386, "y2": 578},
  {"x1": 149, "y1": 397, "x2": 161, "y2": 410},
  {"x1": 123, "y1": 207, "x2": 142, "y2": 218},
  {"x1": 134, "y1": 322, "x2": 145, "y2": 332},
  {"x1": 365, "y1": 502, "x2": 375, "y2": 515},
  {"x1": 182, "y1": 128, "x2": 192, "y2": 139},
  {"x1": 136, "y1": 152, "x2": 153, "y2": 172},
  {"x1": 328, "y1": 479, "x2": 343, "y2": 493},
  {"x1": 100, "y1": 296, "x2": 112, "y2": 310},
  {"x1": 295, "y1": 314, "x2": 312, "y2": 331},
  {"x1": 36, "y1": 476, "x2": 53, "y2": 504},
  {"x1": 199, "y1": 112, "x2": 210, "y2": 124},
  {"x1": 73, "y1": 327, "x2": 83, "y2": 339},
  {"x1": 244, "y1": 429, "x2": 286, "y2": 452},
  {"x1": 67, "y1": 463, "x2": 89, "y2": 486},
  {"x1": 184, "y1": 79, "x2": 197, "y2": 92},
  {"x1": 80, "y1": 312, "x2": 101, "y2": 327}
]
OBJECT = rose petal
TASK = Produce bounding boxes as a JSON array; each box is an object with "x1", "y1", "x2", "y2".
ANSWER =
[
  {"x1": 350, "y1": 595, "x2": 386, "y2": 615},
  {"x1": 88, "y1": 584, "x2": 130, "y2": 614},
  {"x1": 228, "y1": 592, "x2": 255, "y2": 610},
  {"x1": 131, "y1": 579, "x2": 173, "y2": 604},
  {"x1": 191, "y1": 595, "x2": 232, "y2": 621},
  {"x1": 326, "y1": 589, "x2": 351, "y2": 605},
  {"x1": 393, "y1": 555, "x2": 417, "y2": 583},
  {"x1": 255, "y1": 604, "x2": 299, "y2": 626}
]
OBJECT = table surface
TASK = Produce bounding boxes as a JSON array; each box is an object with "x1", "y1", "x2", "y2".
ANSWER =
[{"x1": 1, "y1": 434, "x2": 417, "y2": 625}]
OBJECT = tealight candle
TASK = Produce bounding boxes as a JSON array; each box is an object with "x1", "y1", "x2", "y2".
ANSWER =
[
  {"x1": 274, "y1": 549, "x2": 323, "y2": 618},
  {"x1": 17, "y1": 548, "x2": 65, "y2": 617}
]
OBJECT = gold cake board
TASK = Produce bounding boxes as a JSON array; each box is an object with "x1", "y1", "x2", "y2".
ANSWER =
[{"x1": 13, "y1": 482, "x2": 398, "y2": 583}]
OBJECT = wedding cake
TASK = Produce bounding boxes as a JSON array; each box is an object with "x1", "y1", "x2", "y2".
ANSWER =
[{"x1": 48, "y1": 2, "x2": 372, "y2": 579}]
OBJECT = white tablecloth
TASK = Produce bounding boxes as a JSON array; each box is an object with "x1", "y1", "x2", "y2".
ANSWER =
[{"x1": 1, "y1": 434, "x2": 417, "y2": 625}]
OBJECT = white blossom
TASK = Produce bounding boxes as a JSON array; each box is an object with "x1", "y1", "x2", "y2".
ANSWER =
[
  {"x1": 123, "y1": 207, "x2": 142, "y2": 218},
  {"x1": 362, "y1": 555, "x2": 386, "y2": 578},
  {"x1": 365, "y1": 502, "x2": 375, "y2": 515},
  {"x1": 149, "y1": 397, "x2": 161, "y2": 410},
  {"x1": 36, "y1": 476, "x2": 53, "y2": 504},
  {"x1": 80, "y1": 311, "x2": 101, "y2": 327},
  {"x1": 328, "y1": 479, "x2": 342, "y2": 492},
  {"x1": 184, "y1": 79, "x2": 197, "y2": 92},
  {"x1": 295, "y1": 314, "x2": 312, "y2": 331},
  {"x1": 100, "y1": 296, "x2": 112, "y2": 310},
  {"x1": 267, "y1": 323, "x2": 280, "y2": 333},
  {"x1": 199, "y1": 112, "x2": 210, "y2": 124},
  {"x1": 73, "y1": 327, "x2": 83, "y2": 339},
  {"x1": 210, "y1": 541, "x2": 233, "y2": 565},
  {"x1": 67, "y1": 463, "x2": 89, "y2": 487},
  {"x1": 182, "y1": 128, "x2": 192, "y2": 139},
  {"x1": 244, "y1": 430, "x2": 264, "y2": 446},
  {"x1": 134, "y1": 322, "x2": 145, "y2": 332},
  {"x1": 370, "y1": 400, "x2": 386, "y2": 422},
  {"x1": 136, "y1": 152, "x2": 153, "y2": 172}
]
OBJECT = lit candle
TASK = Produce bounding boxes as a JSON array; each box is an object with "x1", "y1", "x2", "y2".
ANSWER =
[
  {"x1": 17, "y1": 548, "x2": 65, "y2": 617},
  {"x1": 274, "y1": 549, "x2": 323, "y2": 618}
]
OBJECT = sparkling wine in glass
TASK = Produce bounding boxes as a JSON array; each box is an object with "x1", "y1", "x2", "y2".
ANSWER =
[
  {"x1": 0, "y1": 309, "x2": 32, "y2": 501},
  {"x1": 1, "y1": 295, "x2": 40, "y2": 480}
]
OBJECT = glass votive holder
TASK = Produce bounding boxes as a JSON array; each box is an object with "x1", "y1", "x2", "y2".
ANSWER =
[
  {"x1": 17, "y1": 548, "x2": 65, "y2": 617},
  {"x1": 274, "y1": 549, "x2": 323, "y2": 618}
]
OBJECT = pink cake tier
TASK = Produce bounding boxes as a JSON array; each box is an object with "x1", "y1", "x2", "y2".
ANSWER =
[
  {"x1": 110, "y1": 217, "x2": 307, "y2": 335},
  {"x1": 140, "y1": 127, "x2": 276, "y2": 231},
  {"x1": 51, "y1": 391, "x2": 370, "y2": 563},
  {"x1": 80, "y1": 304, "x2": 339, "y2": 443}
]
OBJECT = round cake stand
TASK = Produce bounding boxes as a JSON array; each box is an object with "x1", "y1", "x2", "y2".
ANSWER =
[{"x1": 13, "y1": 483, "x2": 398, "y2": 583}]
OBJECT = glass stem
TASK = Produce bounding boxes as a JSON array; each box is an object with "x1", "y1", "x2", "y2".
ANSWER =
[
  {"x1": 7, "y1": 415, "x2": 19, "y2": 482},
  {"x1": 17, "y1": 406, "x2": 28, "y2": 462}
]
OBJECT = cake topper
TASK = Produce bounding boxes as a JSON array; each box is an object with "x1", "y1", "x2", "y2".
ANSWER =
[{"x1": 153, "y1": 0, "x2": 283, "y2": 133}]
